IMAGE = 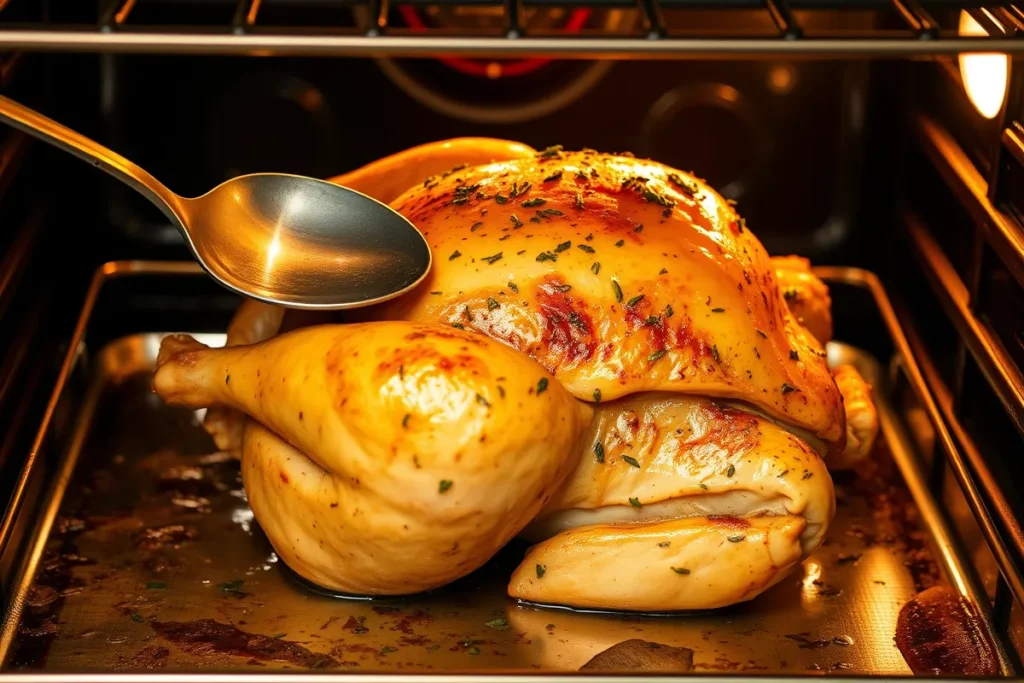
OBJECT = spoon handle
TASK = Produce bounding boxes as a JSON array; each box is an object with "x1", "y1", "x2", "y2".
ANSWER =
[{"x1": 0, "y1": 94, "x2": 183, "y2": 221}]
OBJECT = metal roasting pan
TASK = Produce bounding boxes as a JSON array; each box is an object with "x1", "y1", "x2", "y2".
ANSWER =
[{"x1": 0, "y1": 260, "x2": 1016, "y2": 681}]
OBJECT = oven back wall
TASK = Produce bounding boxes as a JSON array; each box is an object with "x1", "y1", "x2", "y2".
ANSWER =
[{"x1": 96, "y1": 55, "x2": 867, "y2": 263}]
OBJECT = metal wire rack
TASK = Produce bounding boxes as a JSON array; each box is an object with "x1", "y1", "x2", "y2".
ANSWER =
[{"x1": 0, "y1": 0, "x2": 1018, "y2": 56}]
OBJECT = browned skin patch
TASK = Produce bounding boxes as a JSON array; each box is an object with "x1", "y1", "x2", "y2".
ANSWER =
[{"x1": 706, "y1": 514, "x2": 752, "y2": 530}]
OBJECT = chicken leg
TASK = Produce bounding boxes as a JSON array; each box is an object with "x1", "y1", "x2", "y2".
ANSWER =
[{"x1": 153, "y1": 321, "x2": 591, "y2": 595}]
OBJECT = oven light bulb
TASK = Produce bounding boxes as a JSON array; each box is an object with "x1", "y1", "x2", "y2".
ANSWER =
[{"x1": 958, "y1": 10, "x2": 1009, "y2": 120}]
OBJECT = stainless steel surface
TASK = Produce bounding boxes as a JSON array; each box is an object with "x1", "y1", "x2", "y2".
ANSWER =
[
  {"x1": 0, "y1": 96, "x2": 431, "y2": 310},
  {"x1": 0, "y1": 32, "x2": 1019, "y2": 58},
  {"x1": 0, "y1": 261, "x2": 1012, "y2": 679}
]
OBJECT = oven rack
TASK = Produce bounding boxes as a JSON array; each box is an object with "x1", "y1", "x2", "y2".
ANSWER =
[{"x1": 0, "y1": 0, "x2": 1019, "y2": 56}]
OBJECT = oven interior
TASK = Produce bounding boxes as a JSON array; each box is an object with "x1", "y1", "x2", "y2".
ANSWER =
[{"x1": 0, "y1": 0, "x2": 1022, "y2": 678}]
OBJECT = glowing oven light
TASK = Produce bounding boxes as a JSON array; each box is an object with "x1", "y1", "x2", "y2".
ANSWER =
[{"x1": 958, "y1": 10, "x2": 1009, "y2": 120}]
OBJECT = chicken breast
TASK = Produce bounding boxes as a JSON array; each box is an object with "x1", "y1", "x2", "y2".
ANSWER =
[
  {"x1": 364, "y1": 149, "x2": 845, "y2": 451},
  {"x1": 152, "y1": 322, "x2": 590, "y2": 594}
]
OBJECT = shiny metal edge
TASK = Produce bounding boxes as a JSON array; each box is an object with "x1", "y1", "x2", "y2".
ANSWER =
[
  {"x1": 817, "y1": 265, "x2": 1024, "y2": 622},
  {"x1": 0, "y1": 260, "x2": 1014, "y2": 681},
  {"x1": 915, "y1": 113, "x2": 1024, "y2": 291},
  {"x1": 0, "y1": 32, "x2": 1019, "y2": 57}
]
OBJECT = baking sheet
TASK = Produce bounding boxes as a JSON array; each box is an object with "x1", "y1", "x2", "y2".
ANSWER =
[{"x1": 0, "y1": 324, "x2": 998, "y2": 677}]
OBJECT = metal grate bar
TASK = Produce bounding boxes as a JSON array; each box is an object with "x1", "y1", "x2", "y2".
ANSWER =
[
  {"x1": 890, "y1": 0, "x2": 938, "y2": 38},
  {"x1": 968, "y1": 6, "x2": 1012, "y2": 38},
  {"x1": 637, "y1": 0, "x2": 665, "y2": 38},
  {"x1": 366, "y1": 0, "x2": 389, "y2": 35},
  {"x1": 764, "y1": 0, "x2": 802, "y2": 39},
  {"x1": 0, "y1": 32, "x2": 1018, "y2": 55},
  {"x1": 504, "y1": 0, "x2": 524, "y2": 38}
]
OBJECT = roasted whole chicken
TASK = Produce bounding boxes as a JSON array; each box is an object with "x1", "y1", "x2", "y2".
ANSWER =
[{"x1": 154, "y1": 139, "x2": 879, "y2": 612}]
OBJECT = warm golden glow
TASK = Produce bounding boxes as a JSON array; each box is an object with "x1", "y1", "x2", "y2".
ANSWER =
[{"x1": 958, "y1": 11, "x2": 1009, "y2": 120}]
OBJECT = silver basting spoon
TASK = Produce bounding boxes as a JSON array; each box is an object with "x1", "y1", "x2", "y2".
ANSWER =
[{"x1": 0, "y1": 94, "x2": 431, "y2": 309}]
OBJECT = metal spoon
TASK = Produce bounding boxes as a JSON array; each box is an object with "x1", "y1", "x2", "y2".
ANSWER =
[{"x1": 0, "y1": 94, "x2": 431, "y2": 309}]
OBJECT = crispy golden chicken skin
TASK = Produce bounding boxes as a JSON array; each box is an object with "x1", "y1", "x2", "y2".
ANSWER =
[
  {"x1": 153, "y1": 322, "x2": 590, "y2": 595},
  {"x1": 364, "y1": 149, "x2": 846, "y2": 451},
  {"x1": 158, "y1": 140, "x2": 880, "y2": 614},
  {"x1": 510, "y1": 395, "x2": 833, "y2": 611}
]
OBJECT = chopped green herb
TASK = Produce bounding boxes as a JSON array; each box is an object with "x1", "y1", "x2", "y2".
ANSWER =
[
  {"x1": 658, "y1": 542, "x2": 671, "y2": 548},
  {"x1": 634, "y1": 224, "x2": 644, "y2": 233},
  {"x1": 585, "y1": 233, "x2": 593, "y2": 241},
  {"x1": 756, "y1": 328, "x2": 768, "y2": 339},
  {"x1": 131, "y1": 612, "x2": 144, "y2": 623},
  {"x1": 659, "y1": 268, "x2": 668, "y2": 275},
  {"x1": 665, "y1": 304, "x2": 674, "y2": 318},
  {"x1": 273, "y1": 633, "x2": 286, "y2": 638},
  {"x1": 468, "y1": 647, "x2": 481, "y2": 656},
  {"x1": 429, "y1": 291, "x2": 442, "y2": 295},
  {"x1": 486, "y1": 618, "x2": 511, "y2": 631},
  {"x1": 645, "y1": 315, "x2": 661, "y2": 326},
  {"x1": 508, "y1": 281, "x2": 519, "y2": 293},
  {"x1": 487, "y1": 297, "x2": 500, "y2": 311},
  {"x1": 536, "y1": 564, "x2": 547, "y2": 578},
  {"x1": 476, "y1": 393, "x2": 491, "y2": 408},
  {"x1": 568, "y1": 311, "x2": 587, "y2": 331},
  {"x1": 544, "y1": 171, "x2": 563, "y2": 182},
  {"x1": 498, "y1": 385, "x2": 505, "y2": 399},
  {"x1": 539, "y1": 145, "x2": 563, "y2": 158},
  {"x1": 146, "y1": 581, "x2": 168, "y2": 590},
  {"x1": 471, "y1": 222, "x2": 484, "y2": 232},
  {"x1": 536, "y1": 251, "x2": 558, "y2": 262},
  {"x1": 728, "y1": 535, "x2": 746, "y2": 543},
  {"x1": 783, "y1": 288, "x2": 798, "y2": 302},
  {"x1": 577, "y1": 244, "x2": 595, "y2": 254},
  {"x1": 781, "y1": 383, "x2": 798, "y2": 394},
  {"x1": 555, "y1": 284, "x2": 572, "y2": 293},
  {"x1": 629, "y1": 497, "x2": 642, "y2": 509},
  {"x1": 726, "y1": 464, "x2": 735, "y2": 478},
  {"x1": 463, "y1": 305, "x2": 473, "y2": 322},
  {"x1": 451, "y1": 322, "x2": 465, "y2": 330},
  {"x1": 522, "y1": 198, "x2": 546, "y2": 207},
  {"x1": 449, "y1": 250, "x2": 462, "y2": 261},
  {"x1": 623, "y1": 455, "x2": 641, "y2": 468},
  {"x1": 789, "y1": 350, "x2": 799, "y2": 361},
  {"x1": 648, "y1": 349, "x2": 667, "y2": 363},
  {"x1": 711, "y1": 345, "x2": 720, "y2": 362},
  {"x1": 592, "y1": 262, "x2": 601, "y2": 275},
  {"x1": 612, "y1": 280, "x2": 622, "y2": 302},
  {"x1": 482, "y1": 252, "x2": 503, "y2": 264},
  {"x1": 439, "y1": 480, "x2": 453, "y2": 493},
  {"x1": 381, "y1": 646, "x2": 398, "y2": 655},
  {"x1": 536, "y1": 378, "x2": 549, "y2": 395},
  {"x1": 593, "y1": 388, "x2": 602, "y2": 403},
  {"x1": 554, "y1": 240, "x2": 571, "y2": 252},
  {"x1": 574, "y1": 192, "x2": 585, "y2": 209},
  {"x1": 402, "y1": 414, "x2": 411, "y2": 428},
  {"x1": 510, "y1": 215, "x2": 523, "y2": 228},
  {"x1": 671, "y1": 566, "x2": 691, "y2": 575},
  {"x1": 699, "y1": 483, "x2": 708, "y2": 490},
  {"x1": 615, "y1": 239, "x2": 625, "y2": 247},
  {"x1": 495, "y1": 194, "x2": 508, "y2": 204},
  {"x1": 711, "y1": 307, "x2": 725, "y2": 313},
  {"x1": 594, "y1": 442, "x2": 605, "y2": 463},
  {"x1": 626, "y1": 294, "x2": 645, "y2": 308}
]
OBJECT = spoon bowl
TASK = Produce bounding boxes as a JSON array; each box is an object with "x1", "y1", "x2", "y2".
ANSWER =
[
  {"x1": 186, "y1": 173, "x2": 431, "y2": 308},
  {"x1": 0, "y1": 94, "x2": 432, "y2": 309}
]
